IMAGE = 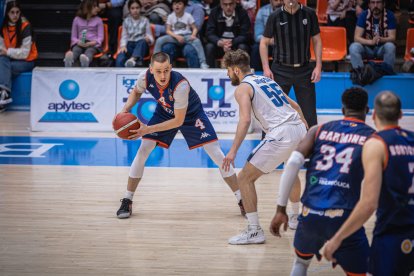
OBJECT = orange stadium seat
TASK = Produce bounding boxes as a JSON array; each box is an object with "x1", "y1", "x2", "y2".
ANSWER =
[
  {"x1": 316, "y1": 0, "x2": 328, "y2": 24},
  {"x1": 310, "y1": 26, "x2": 347, "y2": 71},
  {"x1": 404, "y1": 28, "x2": 414, "y2": 61}
]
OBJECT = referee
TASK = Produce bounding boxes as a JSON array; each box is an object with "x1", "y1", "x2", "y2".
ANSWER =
[{"x1": 259, "y1": 0, "x2": 322, "y2": 127}]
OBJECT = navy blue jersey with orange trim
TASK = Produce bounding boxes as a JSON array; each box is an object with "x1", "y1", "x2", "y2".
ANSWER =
[
  {"x1": 145, "y1": 70, "x2": 203, "y2": 123},
  {"x1": 302, "y1": 119, "x2": 375, "y2": 210},
  {"x1": 371, "y1": 127, "x2": 414, "y2": 236}
]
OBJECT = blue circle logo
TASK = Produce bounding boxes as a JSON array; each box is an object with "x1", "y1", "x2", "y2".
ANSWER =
[
  {"x1": 59, "y1": 80, "x2": 80, "y2": 100},
  {"x1": 137, "y1": 99, "x2": 157, "y2": 123},
  {"x1": 208, "y1": 85, "x2": 224, "y2": 101}
]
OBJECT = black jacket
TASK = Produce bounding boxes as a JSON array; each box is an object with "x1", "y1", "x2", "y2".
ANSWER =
[{"x1": 205, "y1": 5, "x2": 251, "y2": 46}]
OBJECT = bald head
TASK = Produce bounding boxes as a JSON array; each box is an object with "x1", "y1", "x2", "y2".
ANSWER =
[{"x1": 374, "y1": 91, "x2": 401, "y2": 123}]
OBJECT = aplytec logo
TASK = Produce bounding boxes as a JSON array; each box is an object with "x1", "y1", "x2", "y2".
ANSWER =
[
  {"x1": 201, "y1": 78, "x2": 236, "y2": 119},
  {"x1": 39, "y1": 80, "x2": 97, "y2": 122}
]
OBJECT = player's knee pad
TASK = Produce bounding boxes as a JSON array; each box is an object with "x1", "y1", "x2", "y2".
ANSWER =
[
  {"x1": 129, "y1": 139, "x2": 156, "y2": 178},
  {"x1": 203, "y1": 141, "x2": 235, "y2": 178}
]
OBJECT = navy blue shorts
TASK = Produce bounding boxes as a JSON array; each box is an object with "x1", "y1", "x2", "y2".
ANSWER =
[
  {"x1": 294, "y1": 207, "x2": 369, "y2": 274},
  {"x1": 143, "y1": 110, "x2": 218, "y2": 149},
  {"x1": 368, "y1": 228, "x2": 414, "y2": 276}
]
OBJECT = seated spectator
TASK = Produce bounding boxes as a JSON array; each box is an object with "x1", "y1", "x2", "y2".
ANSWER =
[
  {"x1": 327, "y1": 0, "x2": 357, "y2": 45},
  {"x1": 115, "y1": 0, "x2": 153, "y2": 67},
  {"x1": 0, "y1": 0, "x2": 37, "y2": 113},
  {"x1": 205, "y1": 0, "x2": 250, "y2": 68},
  {"x1": 140, "y1": 0, "x2": 171, "y2": 25},
  {"x1": 251, "y1": 0, "x2": 282, "y2": 72},
  {"x1": 154, "y1": 0, "x2": 208, "y2": 68},
  {"x1": 359, "y1": 0, "x2": 398, "y2": 12},
  {"x1": 64, "y1": 0, "x2": 104, "y2": 67},
  {"x1": 98, "y1": 0, "x2": 125, "y2": 54},
  {"x1": 162, "y1": 42, "x2": 201, "y2": 67},
  {"x1": 349, "y1": 0, "x2": 396, "y2": 70},
  {"x1": 409, "y1": 0, "x2": 414, "y2": 22}
]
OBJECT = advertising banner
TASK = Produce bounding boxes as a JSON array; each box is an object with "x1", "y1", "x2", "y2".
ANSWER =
[{"x1": 31, "y1": 68, "x2": 239, "y2": 132}]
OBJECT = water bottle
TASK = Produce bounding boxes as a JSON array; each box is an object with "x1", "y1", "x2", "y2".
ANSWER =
[{"x1": 81, "y1": 29, "x2": 87, "y2": 44}]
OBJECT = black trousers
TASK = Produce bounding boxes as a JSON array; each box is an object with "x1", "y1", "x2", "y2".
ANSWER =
[{"x1": 271, "y1": 63, "x2": 318, "y2": 128}]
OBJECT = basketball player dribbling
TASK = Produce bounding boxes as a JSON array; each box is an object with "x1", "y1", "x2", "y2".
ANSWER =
[{"x1": 115, "y1": 52, "x2": 245, "y2": 219}]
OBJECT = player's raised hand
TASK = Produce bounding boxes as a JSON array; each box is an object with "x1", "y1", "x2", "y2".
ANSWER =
[{"x1": 269, "y1": 206, "x2": 288, "y2": 237}]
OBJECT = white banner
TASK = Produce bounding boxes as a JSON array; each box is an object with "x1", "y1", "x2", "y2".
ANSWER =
[{"x1": 31, "y1": 68, "x2": 239, "y2": 132}]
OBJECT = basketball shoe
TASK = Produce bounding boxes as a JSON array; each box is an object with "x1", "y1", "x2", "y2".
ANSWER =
[
  {"x1": 117, "y1": 198, "x2": 133, "y2": 219},
  {"x1": 238, "y1": 200, "x2": 246, "y2": 216},
  {"x1": 228, "y1": 225, "x2": 265, "y2": 245}
]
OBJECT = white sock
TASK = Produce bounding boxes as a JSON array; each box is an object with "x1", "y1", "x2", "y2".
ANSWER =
[
  {"x1": 246, "y1": 212, "x2": 260, "y2": 227},
  {"x1": 124, "y1": 190, "x2": 134, "y2": 200},
  {"x1": 290, "y1": 256, "x2": 311, "y2": 276},
  {"x1": 234, "y1": 190, "x2": 241, "y2": 202},
  {"x1": 290, "y1": 202, "x2": 300, "y2": 215}
]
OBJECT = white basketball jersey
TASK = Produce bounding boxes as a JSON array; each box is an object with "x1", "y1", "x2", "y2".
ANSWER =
[{"x1": 242, "y1": 74, "x2": 303, "y2": 137}]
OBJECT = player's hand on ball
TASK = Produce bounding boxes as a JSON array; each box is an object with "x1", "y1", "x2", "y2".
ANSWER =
[
  {"x1": 269, "y1": 207, "x2": 288, "y2": 237},
  {"x1": 128, "y1": 121, "x2": 147, "y2": 140}
]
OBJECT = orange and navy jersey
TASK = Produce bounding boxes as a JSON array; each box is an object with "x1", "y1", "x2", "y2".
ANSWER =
[
  {"x1": 302, "y1": 118, "x2": 375, "y2": 210},
  {"x1": 370, "y1": 127, "x2": 414, "y2": 236},
  {"x1": 145, "y1": 70, "x2": 203, "y2": 123},
  {"x1": 2, "y1": 18, "x2": 38, "y2": 61}
]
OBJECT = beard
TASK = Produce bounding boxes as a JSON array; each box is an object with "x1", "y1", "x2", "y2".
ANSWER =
[
  {"x1": 373, "y1": 7, "x2": 381, "y2": 15},
  {"x1": 230, "y1": 76, "x2": 240, "y2": 86}
]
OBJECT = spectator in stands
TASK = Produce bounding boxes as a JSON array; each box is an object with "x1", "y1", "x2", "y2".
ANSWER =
[
  {"x1": 250, "y1": 0, "x2": 283, "y2": 72},
  {"x1": 154, "y1": 0, "x2": 209, "y2": 68},
  {"x1": 140, "y1": 0, "x2": 171, "y2": 25},
  {"x1": 349, "y1": 0, "x2": 396, "y2": 70},
  {"x1": 359, "y1": 0, "x2": 398, "y2": 12},
  {"x1": 115, "y1": 0, "x2": 153, "y2": 67},
  {"x1": 0, "y1": 0, "x2": 37, "y2": 113},
  {"x1": 64, "y1": 0, "x2": 104, "y2": 67},
  {"x1": 409, "y1": 0, "x2": 414, "y2": 22},
  {"x1": 205, "y1": 0, "x2": 250, "y2": 68},
  {"x1": 99, "y1": 0, "x2": 125, "y2": 54},
  {"x1": 327, "y1": 0, "x2": 357, "y2": 45}
]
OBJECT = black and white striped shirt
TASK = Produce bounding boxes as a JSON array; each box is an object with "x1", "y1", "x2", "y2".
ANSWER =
[{"x1": 263, "y1": 4, "x2": 319, "y2": 65}]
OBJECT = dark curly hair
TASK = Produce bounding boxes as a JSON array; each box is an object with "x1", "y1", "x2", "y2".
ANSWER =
[{"x1": 342, "y1": 87, "x2": 369, "y2": 112}]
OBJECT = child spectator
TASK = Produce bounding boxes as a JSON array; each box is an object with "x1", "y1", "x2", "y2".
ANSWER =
[
  {"x1": 0, "y1": 0, "x2": 37, "y2": 112},
  {"x1": 154, "y1": 0, "x2": 208, "y2": 68},
  {"x1": 64, "y1": 0, "x2": 104, "y2": 67},
  {"x1": 115, "y1": 0, "x2": 154, "y2": 67}
]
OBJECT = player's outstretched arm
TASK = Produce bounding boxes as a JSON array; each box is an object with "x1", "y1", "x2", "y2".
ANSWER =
[
  {"x1": 270, "y1": 126, "x2": 317, "y2": 237},
  {"x1": 323, "y1": 138, "x2": 384, "y2": 262},
  {"x1": 222, "y1": 83, "x2": 252, "y2": 172}
]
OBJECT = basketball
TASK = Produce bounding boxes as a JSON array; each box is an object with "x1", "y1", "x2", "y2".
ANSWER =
[{"x1": 113, "y1": 113, "x2": 141, "y2": 139}]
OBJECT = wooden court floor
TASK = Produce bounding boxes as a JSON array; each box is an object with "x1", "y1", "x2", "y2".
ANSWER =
[{"x1": 0, "y1": 111, "x2": 390, "y2": 276}]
